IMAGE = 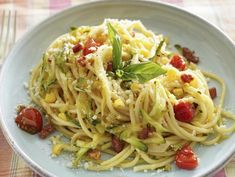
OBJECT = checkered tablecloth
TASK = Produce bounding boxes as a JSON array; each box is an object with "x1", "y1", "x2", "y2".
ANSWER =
[{"x1": 0, "y1": 0, "x2": 235, "y2": 176}]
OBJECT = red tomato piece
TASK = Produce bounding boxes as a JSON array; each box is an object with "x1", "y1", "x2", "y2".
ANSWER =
[
  {"x1": 175, "y1": 145, "x2": 198, "y2": 170},
  {"x1": 83, "y1": 38, "x2": 101, "y2": 56},
  {"x1": 170, "y1": 54, "x2": 186, "y2": 71},
  {"x1": 181, "y1": 74, "x2": 194, "y2": 83},
  {"x1": 15, "y1": 107, "x2": 43, "y2": 134},
  {"x1": 72, "y1": 42, "x2": 83, "y2": 53},
  {"x1": 173, "y1": 102, "x2": 195, "y2": 123}
]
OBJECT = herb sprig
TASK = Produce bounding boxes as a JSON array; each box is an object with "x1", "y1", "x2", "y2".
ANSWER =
[
  {"x1": 107, "y1": 22, "x2": 166, "y2": 83},
  {"x1": 107, "y1": 23, "x2": 123, "y2": 71}
]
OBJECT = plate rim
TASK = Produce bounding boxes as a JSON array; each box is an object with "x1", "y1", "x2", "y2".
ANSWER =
[{"x1": 0, "y1": 0, "x2": 235, "y2": 177}]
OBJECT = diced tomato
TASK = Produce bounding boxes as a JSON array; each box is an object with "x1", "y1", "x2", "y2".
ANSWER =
[
  {"x1": 39, "y1": 123, "x2": 55, "y2": 139},
  {"x1": 170, "y1": 54, "x2": 186, "y2": 71},
  {"x1": 83, "y1": 38, "x2": 101, "y2": 56},
  {"x1": 181, "y1": 74, "x2": 194, "y2": 83},
  {"x1": 175, "y1": 145, "x2": 198, "y2": 170},
  {"x1": 111, "y1": 135, "x2": 124, "y2": 153},
  {"x1": 77, "y1": 56, "x2": 86, "y2": 67},
  {"x1": 209, "y1": 87, "x2": 217, "y2": 99},
  {"x1": 72, "y1": 42, "x2": 83, "y2": 53},
  {"x1": 173, "y1": 102, "x2": 195, "y2": 123},
  {"x1": 15, "y1": 107, "x2": 43, "y2": 134}
]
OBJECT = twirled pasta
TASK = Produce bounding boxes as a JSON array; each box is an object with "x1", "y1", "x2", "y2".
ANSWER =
[{"x1": 29, "y1": 19, "x2": 235, "y2": 172}]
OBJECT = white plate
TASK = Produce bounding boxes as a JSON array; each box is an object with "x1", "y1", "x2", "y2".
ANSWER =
[{"x1": 1, "y1": 0, "x2": 235, "y2": 177}]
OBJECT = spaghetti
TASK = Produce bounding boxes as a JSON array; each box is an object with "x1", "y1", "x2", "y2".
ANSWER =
[{"x1": 28, "y1": 19, "x2": 235, "y2": 171}]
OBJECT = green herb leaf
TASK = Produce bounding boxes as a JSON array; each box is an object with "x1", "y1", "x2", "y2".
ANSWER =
[
  {"x1": 155, "y1": 39, "x2": 165, "y2": 55},
  {"x1": 107, "y1": 22, "x2": 122, "y2": 71},
  {"x1": 70, "y1": 26, "x2": 77, "y2": 31},
  {"x1": 122, "y1": 62, "x2": 166, "y2": 83},
  {"x1": 106, "y1": 23, "x2": 165, "y2": 83},
  {"x1": 115, "y1": 69, "x2": 124, "y2": 78},
  {"x1": 174, "y1": 44, "x2": 183, "y2": 54}
]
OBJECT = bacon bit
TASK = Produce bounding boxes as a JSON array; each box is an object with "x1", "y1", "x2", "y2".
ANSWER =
[
  {"x1": 83, "y1": 38, "x2": 101, "y2": 56},
  {"x1": 77, "y1": 56, "x2": 86, "y2": 67},
  {"x1": 72, "y1": 42, "x2": 83, "y2": 53},
  {"x1": 182, "y1": 47, "x2": 199, "y2": 64},
  {"x1": 138, "y1": 126, "x2": 155, "y2": 139},
  {"x1": 106, "y1": 61, "x2": 113, "y2": 71},
  {"x1": 87, "y1": 149, "x2": 101, "y2": 160},
  {"x1": 173, "y1": 102, "x2": 195, "y2": 123},
  {"x1": 209, "y1": 87, "x2": 217, "y2": 99},
  {"x1": 181, "y1": 74, "x2": 194, "y2": 83},
  {"x1": 38, "y1": 123, "x2": 55, "y2": 139},
  {"x1": 111, "y1": 135, "x2": 124, "y2": 153},
  {"x1": 170, "y1": 54, "x2": 186, "y2": 71},
  {"x1": 138, "y1": 127, "x2": 149, "y2": 139}
]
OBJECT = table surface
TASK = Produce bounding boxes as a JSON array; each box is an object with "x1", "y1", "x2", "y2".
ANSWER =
[{"x1": 0, "y1": 0, "x2": 235, "y2": 176}]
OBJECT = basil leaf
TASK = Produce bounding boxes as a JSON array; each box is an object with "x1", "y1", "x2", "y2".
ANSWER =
[
  {"x1": 122, "y1": 62, "x2": 166, "y2": 83},
  {"x1": 107, "y1": 22, "x2": 122, "y2": 71},
  {"x1": 150, "y1": 39, "x2": 165, "y2": 61},
  {"x1": 156, "y1": 39, "x2": 165, "y2": 55}
]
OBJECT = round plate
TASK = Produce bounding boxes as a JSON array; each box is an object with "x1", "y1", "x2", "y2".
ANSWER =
[{"x1": 0, "y1": 0, "x2": 235, "y2": 177}]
